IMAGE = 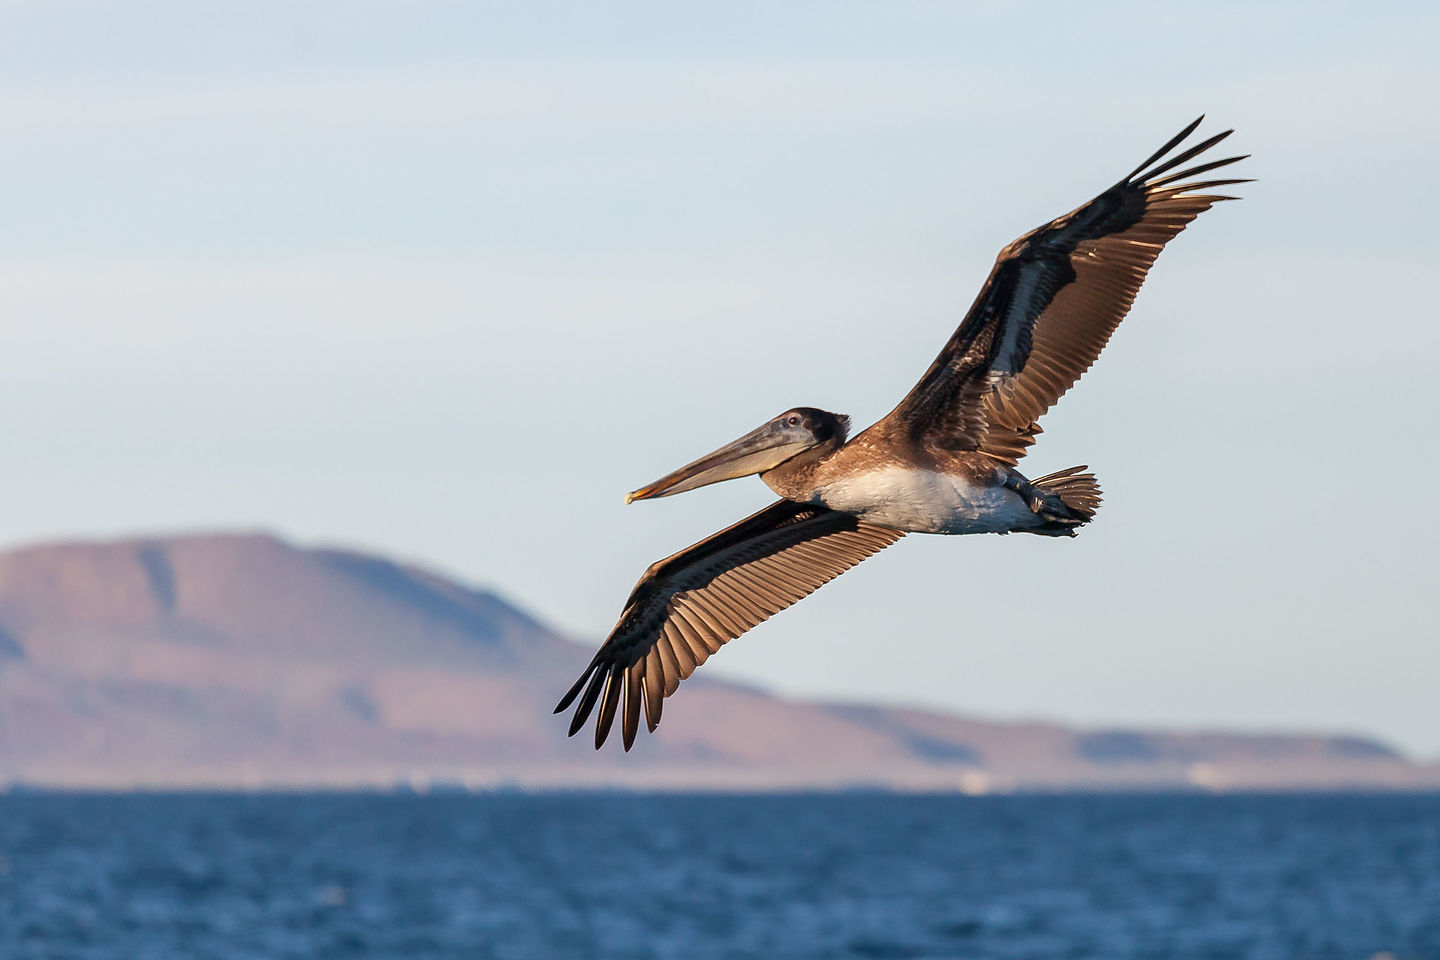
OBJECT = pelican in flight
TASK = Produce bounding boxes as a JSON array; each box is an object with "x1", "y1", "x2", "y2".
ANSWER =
[{"x1": 557, "y1": 117, "x2": 1247, "y2": 750}]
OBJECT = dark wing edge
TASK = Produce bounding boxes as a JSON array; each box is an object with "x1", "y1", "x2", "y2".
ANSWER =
[
  {"x1": 554, "y1": 500, "x2": 905, "y2": 751},
  {"x1": 886, "y1": 116, "x2": 1248, "y2": 457}
]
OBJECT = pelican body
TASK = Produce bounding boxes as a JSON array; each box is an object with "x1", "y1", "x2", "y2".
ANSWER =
[
  {"x1": 630, "y1": 407, "x2": 1094, "y2": 536},
  {"x1": 558, "y1": 118, "x2": 1247, "y2": 750}
]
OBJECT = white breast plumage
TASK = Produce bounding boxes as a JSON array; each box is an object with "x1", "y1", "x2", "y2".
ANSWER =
[{"x1": 812, "y1": 466, "x2": 1040, "y2": 535}]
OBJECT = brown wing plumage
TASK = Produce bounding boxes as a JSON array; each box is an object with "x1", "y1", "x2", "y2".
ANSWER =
[
  {"x1": 554, "y1": 500, "x2": 905, "y2": 750},
  {"x1": 885, "y1": 117, "x2": 1248, "y2": 460}
]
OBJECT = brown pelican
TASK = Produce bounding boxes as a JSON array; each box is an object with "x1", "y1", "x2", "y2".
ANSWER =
[{"x1": 557, "y1": 117, "x2": 1246, "y2": 750}]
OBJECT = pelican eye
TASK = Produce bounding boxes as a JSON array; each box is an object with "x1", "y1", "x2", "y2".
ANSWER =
[{"x1": 786, "y1": 415, "x2": 801, "y2": 426}]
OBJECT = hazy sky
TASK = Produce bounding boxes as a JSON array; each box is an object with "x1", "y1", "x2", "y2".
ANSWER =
[{"x1": 3, "y1": 1, "x2": 1438, "y2": 756}]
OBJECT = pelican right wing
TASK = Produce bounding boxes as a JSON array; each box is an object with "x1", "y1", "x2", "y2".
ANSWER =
[
  {"x1": 885, "y1": 117, "x2": 1247, "y2": 460},
  {"x1": 555, "y1": 500, "x2": 905, "y2": 751}
]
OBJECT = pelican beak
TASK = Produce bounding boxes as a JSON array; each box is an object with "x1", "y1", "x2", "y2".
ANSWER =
[{"x1": 626, "y1": 422, "x2": 811, "y2": 503}]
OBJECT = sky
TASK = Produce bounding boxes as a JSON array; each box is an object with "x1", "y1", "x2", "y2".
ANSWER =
[{"x1": 2, "y1": 1, "x2": 1438, "y2": 756}]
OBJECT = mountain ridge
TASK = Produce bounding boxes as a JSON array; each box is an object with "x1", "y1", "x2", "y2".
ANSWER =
[{"x1": 0, "y1": 531, "x2": 1434, "y2": 792}]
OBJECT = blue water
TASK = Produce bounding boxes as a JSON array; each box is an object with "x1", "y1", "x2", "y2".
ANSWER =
[{"x1": 1, "y1": 792, "x2": 1438, "y2": 959}]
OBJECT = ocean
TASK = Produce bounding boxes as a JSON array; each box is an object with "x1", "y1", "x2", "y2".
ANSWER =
[{"x1": 1, "y1": 792, "x2": 1437, "y2": 959}]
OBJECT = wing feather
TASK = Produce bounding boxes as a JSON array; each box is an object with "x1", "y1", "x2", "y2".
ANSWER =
[
  {"x1": 661, "y1": 626, "x2": 692, "y2": 686},
  {"x1": 622, "y1": 662, "x2": 643, "y2": 751},
  {"x1": 555, "y1": 499, "x2": 905, "y2": 750},
  {"x1": 593, "y1": 666, "x2": 623, "y2": 750},
  {"x1": 643, "y1": 647, "x2": 665, "y2": 731}
]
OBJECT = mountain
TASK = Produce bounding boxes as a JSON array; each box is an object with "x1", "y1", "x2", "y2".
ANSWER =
[{"x1": 0, "y1": 533, "x2": 1433, "y2": 791}]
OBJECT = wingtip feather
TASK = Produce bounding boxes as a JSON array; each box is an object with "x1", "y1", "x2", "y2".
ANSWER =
[
  {"x1": 593, "y1": 666, "x2": 623, "y2": 749},
  {"x1": 621, "y1": 664, "x2": 642, "y2": 751},
  {"x1": 1124, "y1": 115, "x2": 1206, "y2": 181},
  {"x1": 554, "y1": 673, "x2": 586, "y2": 714},
  {"x1": 1137, "y1": 129, "x2": 1235, "y2": 184},
  {"x1": 567, "y1": 667, "x2": 607, "y2": 737}
]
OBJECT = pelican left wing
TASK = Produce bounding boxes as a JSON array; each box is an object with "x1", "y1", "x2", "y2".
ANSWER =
[{"x1": 555, "y1": 499, "x2": 905, "y2": 750}]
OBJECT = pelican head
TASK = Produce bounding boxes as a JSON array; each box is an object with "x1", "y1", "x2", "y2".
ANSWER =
[{"x1": 626, "y1": 407, "x2": 850, "y2": 503}]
